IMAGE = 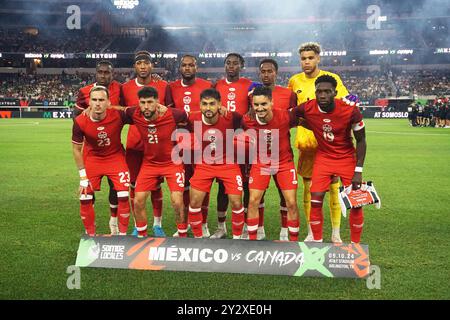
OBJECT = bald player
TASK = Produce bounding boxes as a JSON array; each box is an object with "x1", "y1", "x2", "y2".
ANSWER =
[{"x1": 288, "y1": 42, "x2": 349, "y2": 243}]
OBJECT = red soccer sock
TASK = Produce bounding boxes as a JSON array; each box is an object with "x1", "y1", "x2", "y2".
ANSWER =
[
  {"x1": 258, "y1": 203, "x2": 265, "y2": 227},
  {"x1": 231, "y1": 206, "x2": 245, "y2": 237},
  {"x1": 201, "y1": 193, "x2": 210, "y2": 224},
  {"x1": 247, "y1": 217, "x2": 259, "y2": 240},
  {"x1": 151, "y1": 188, "x2": 163, "y2": 218},
  {"x1": 288, "y1": 219, "x2": 300, "y2": 241},
  {"x1": 177, "y1": 223, "x2": 188, "y2": 238},
  {"x1": 188, "y1": 206, "x2": 203, "y2": 238},
  {"x1": 135, "y1": 220, "x2": 147, "y2": 237},
  {"x1": 117, "y1": 192, "x2": 131, "y2": 234},
  {"x1": 310, "y1": 196, "x2": 324, "y2": 241},
  {"x1": 80, "y1": 195, "x2": 95, "y2": 236},
  {"x1": 349, "y1": 207, "x2": 364, "y2": 243},
  {"x1": 280, "y1": 207, "x2": 288, "y2": 228}
]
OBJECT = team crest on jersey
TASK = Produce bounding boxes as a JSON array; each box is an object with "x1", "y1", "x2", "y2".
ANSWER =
[
  {"x1": 322, "y1": 124, "x2": 333, "y2": 132},
  {"x1": 227, "y1": 92, "x2": 236, "y2": 101},
  {"x1": 183, "y1": 96, "x2": 191, "y2": 105},
  {"x1": 98, "y1": 131, "x2": 107, "y2": 139},
  {"x1": 148, "y1": 124, "x2": 157, "y2": 134},
  {"x1": 323, "y1": 119, "x2": 331, "y2": 123},
  {"x1": 97, "y1": 126, "x2": 105, "y2": 131}
]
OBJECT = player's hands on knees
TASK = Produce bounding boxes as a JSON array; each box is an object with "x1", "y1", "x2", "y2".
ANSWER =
[
  {"x1": 343, "y1": 94, "x2": 361, "y2": 107},
  {"x1": 351, "y1": 172, "x2": 362, "y2": 190},
  {"x1": 79, "y1": 177, "x2": 92, "y2": 196}
]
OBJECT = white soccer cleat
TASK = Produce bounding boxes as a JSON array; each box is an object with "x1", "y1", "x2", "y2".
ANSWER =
[
  {"x1": 257, "y1": 227, "x2": 266, "y2": 240},
  {"x1": 109, "y1": 217, "x2": 119, "y2": 235},
  {"x1": 210, "y1": 228, "x2": 227, "y2": 239},
  {"x1": 202, "y1": 224, "x2": 210, "y2": 238},
  {"x1": 240, "y1": 224, "x2": 249, "y2": 240},
  {"x1": 304, "y1": 224, "x2": 314, "y2": 242},
  {"x1": 331, "y1": 228, "x2": 342, "y2": 243},
  {"x1": 279, "y1": 228, "x2": 289, "y2": 241}
]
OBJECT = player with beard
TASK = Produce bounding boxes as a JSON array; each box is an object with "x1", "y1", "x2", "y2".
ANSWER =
[
  {"x1": 288, "y1": 42, "x2": 349, "y2": 243},
  {"x1": 258, "y1": 58, "x2": 297, "y2": 241},
  {"x1": 74, "y1": 61, "x2": 122, "y2": 235},
  {"x1": 121, "y1": 51, "x2": 170, "y2": 237},
  {"x1": 211, "y1": 53, "x2": 252, "y2": 239},
  {"x1": 167, "y1": 55, "x2": 213, "y2": 237}
]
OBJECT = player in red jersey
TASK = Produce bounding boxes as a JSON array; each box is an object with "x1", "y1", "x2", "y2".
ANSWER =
[
  {"x1": 121, "y1": 51, "x2": 170, "y2": 237},
  {"x1": 167, "y1": 54, "x2": 213, "y2": 237},
  {"x1": 258, "y1": 58, "x2": 298, "y2": 241},
  {"x1": 122, "y1": 87, "x2": 188, "y2": 238},
  {"x1": 212, "y1": 53, "x2": 252, "y2": 239},
  {"x1": 242, "y1": 86, "x2": 301, "y2": 241},
  {"x1": 72, "y1": 86, "x2": 131, "y2": 236},
  {"x1": 295, "y1": 75, "x2": 367, "y2": 243},
  {"x1": 186, "y1": 88, "x2": 245, "y2": 239},
  {"x1": 74, "y1": 60, "x2": 122, "y2": 235}
]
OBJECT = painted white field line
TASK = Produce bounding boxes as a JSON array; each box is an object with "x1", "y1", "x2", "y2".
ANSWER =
[
  {"x1": 367, "y1": 130, "x2": 450, "y2": 136},
  {"x1": 0, "y1": 121, "x2": 40, "y2": 126}
]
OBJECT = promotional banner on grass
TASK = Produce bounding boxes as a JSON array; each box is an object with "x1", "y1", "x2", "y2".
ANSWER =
[{"x1": 76, "y1": 236, "x2": 370, "y2": 278}]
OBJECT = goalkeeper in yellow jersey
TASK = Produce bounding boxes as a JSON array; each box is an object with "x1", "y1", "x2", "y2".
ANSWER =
[{"x1": 288, "y1": 42, "x2": 349, "y2": 243}]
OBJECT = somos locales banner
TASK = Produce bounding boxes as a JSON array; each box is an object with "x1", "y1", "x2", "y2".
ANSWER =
[{"x1": 76, "y1": 235, "x2": 370, "y2": 278}]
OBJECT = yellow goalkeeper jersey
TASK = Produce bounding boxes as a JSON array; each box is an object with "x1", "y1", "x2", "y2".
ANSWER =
[
  {"x1": 288, "y1": 69, "x2": 349, "y2": 153},
  {"x1": 288, "y1": 69, "x2": 348, "y2": 105}
]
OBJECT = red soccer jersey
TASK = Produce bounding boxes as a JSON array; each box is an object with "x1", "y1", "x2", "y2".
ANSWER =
[
  {"x1": 75, "y1": 81, "x2": 122, "y2": 111},
  {"x1": 296, "y1": 99, "x2": 364, "y2": 160},
  {"x1": 214, "y1": 77, "x2": 252, "y2": 116},
  {"x1": 272, "y1": 85, "x2": 297, "y2": 111},
  {"x1": 124, "y1": 107, "x2": 187, "y2": 165},
  {"x1": 188, "y1": 112, "x2": 242, "y2": 165},
  {"x1": 121, "y1": 78, "x2": 170, "y2": 151},
  {"x1": 242, "y1": 109, "x2": 298, "y2": 165},
  {"x1": 168, "y1": 78, "x2": 212, "y2": 113},
  {"x1": 72, "y1": 109, "x2": 126, "y2": 160}
]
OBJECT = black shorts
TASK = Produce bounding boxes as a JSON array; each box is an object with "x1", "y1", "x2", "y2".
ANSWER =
[{"x1": 446, "y1": 112, "x2": 450, "y2": 120}]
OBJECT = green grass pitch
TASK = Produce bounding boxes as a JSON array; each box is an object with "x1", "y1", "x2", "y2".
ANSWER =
[{"x1": 0, "y1": 118, "x2": 449, "y2": 299}]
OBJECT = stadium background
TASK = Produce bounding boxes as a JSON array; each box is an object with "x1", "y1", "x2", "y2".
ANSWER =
[{"x1": 0, "y1": 0, "x2": 449, "y2": 300}]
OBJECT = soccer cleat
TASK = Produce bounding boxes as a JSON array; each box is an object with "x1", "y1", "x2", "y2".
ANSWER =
[
  {"x1": 279, "y1": 228, "x2": 289, "y2": 241},
  {"x1": 109, "y1": 217, "x2": 119, "y2": 235},
  {"x1": 153, "y1": 225, "x2": 166, "y2": 237},
  {"x1": 131, "y1": 227, "x2": 138, "y2": 237},
  {"x1": 257, "y1": 227, "x2": 266, "y2": 240},
  {"x1": 331, "y1": 228, "x2": 342, "y2": 243},
  {"x1": 210, "y1": 228, "x2": 227, "y2": 239},
  {"x1": 304, "y1": 224, "x2": 314, "y2": 242},
  {"x1": 202, "y1": 224, "x2": 210, "y2": 238}
]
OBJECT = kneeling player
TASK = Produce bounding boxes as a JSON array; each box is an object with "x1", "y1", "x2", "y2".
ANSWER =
[
  {"x1": 72, "y1": 86, "x2": 131, "y2": 236},
  {"x1": 187, "y1": 89, "x2": 245, "y2": 239}
]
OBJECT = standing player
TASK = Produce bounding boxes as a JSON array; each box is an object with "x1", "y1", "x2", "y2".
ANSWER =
[
  {"x1": 243, "y1": 86, "x2": 300, "y2": 241},
  {"x1": 121, "y1": 51, "x2": 170, "y2": 237},
  {"x1": 167, "y1": 54, "x2": 213, "y2": 237},
  {"x1": 74, "y1": 60, "x2": 122, "y2": 235},
  {"x1": 123, "y1": 87, "x2": 187, "y2": 238},
  {"x1": 288, "y1": 42, "x2": 349, "y2": 243},
  {"x1": 186, "y1": 88, "x2": 245, "y2": 239},
  {"x1": 72, "y1": 86, "x2": 131, "y2": 236},
  {"x1": 212, "y1": 53, "x2": 252, "y2": 239},
  {"x1": 258, "y1": 58, "x2": 298, "y2": 241},
  {"x1": 295, "y1": 75, "x2": 367, "y2": 243}
]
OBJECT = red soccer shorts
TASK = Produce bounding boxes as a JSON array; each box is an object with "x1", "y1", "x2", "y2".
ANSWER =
[
  {"x1": 125, "y1": 149, "x2": 144, "y2": 183},
  {"x1": 249, "y1": 161, "x2": 298, "y2": 191},
  {"x1": 310, "y1": 154, "x2": 357, "y2": 193},
  {"x1": 135, "y1": 162, "x2": 185, "y2": 192},
  {"x1": 85, "y1": 155, "x2": 130, "y2": 191},
  {"x1": 190, "y1": 164, "x2": 243, "y2": 195}
]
